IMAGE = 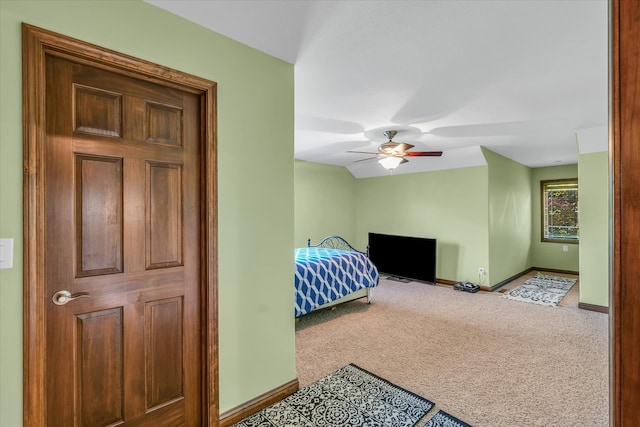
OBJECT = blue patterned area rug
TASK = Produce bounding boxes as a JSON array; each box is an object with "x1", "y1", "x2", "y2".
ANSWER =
[
  {"x1": 503, "y1": 273, "x2": 577, "y2": 307},
  {"x1": 423, "y1": 410, "x2": 472, "y2": 427},
  {"x1": 233, "y1": 364, "x2": 434, "y2": 427}
]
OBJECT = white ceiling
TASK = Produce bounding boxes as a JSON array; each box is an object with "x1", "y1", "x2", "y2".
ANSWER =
[{"x1": 146, "y1": 0, "x2": 608, "y2": 178}]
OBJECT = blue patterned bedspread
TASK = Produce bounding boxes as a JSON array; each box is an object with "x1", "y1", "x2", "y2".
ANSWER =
[{"x1": 295, "y1": 247, "x2": 380, "y2": 317}]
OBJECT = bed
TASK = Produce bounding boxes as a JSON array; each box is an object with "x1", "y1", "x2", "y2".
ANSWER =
[{"x1": 295, "y1": 236, "x2": 380, "y2": 317}]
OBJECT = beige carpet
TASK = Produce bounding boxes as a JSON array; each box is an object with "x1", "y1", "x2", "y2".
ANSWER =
[{"x1": 295, "y1": 272, "x2": 608, "y2": 426}]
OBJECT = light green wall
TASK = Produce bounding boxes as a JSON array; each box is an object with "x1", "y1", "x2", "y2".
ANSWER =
[
  {"x1": 484, "y1": 148, "x2": 532, "y2": 286},
  {"x1": 578, "y1": 151, "x2": 609, "y2": 306},
  {"x1": 294, "y1": 161, "x2": 357, "y2": 247},
  {"x1": 295, "y1": 152, "x2": 607, "y2": 298},
  {"x1": 354, "y1": 167, "x2": 490, "y2": 283},
  {"x1": 530, "y1": 165, "x2": 580, "y2": 271},
  {"x1": 0, "y1": 1, "x2": 295, "y2": 424}
]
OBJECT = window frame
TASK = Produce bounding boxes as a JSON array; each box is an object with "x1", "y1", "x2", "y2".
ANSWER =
[{"x1": 540, "y1": 178, "x2": 579, "y2": 244}]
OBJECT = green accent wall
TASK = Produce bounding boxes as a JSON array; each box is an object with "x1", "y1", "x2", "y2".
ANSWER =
[
  {"x1": 295, "y1": 153, "x2": 601, "y2": 290},
  {"x1": 530, "y1": 165, "x2": 580, "y2": 271},
  {"x1": 354, "y1": 167, "x2": 490, "y2": 283},
  {"x1": 0, "y1": 1, "x2": 295, "y2": 424},
  {"x1": 294, "y1": 161, "x2": 356, "y2": 247},
  {"x1": 484, "y1": 148, "x2": 532, "y2": 286},
  {"x1": 578, "y1": 151, "x2": 609, "y2": 306}
]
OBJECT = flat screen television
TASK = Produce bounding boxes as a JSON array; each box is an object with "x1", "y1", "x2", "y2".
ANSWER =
[{"x1": 368, "y1": 233, "x2": 437, "y2": 284}]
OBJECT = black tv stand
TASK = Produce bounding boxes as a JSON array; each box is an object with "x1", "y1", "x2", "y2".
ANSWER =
[{"x1": 386, "y1": 275, "x2": 411, "y2": 283}]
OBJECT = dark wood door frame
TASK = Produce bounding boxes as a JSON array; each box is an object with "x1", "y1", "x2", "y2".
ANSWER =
[
  {"x1": 22, "y1": 24, "x2": 218, "y2": 425},
  {"x1": 611, "y1": 0, "x2": 640, "y2": 425}
]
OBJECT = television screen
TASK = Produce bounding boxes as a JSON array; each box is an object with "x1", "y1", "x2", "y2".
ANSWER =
[{"x1": 368, "y1": 233, "x2": 437, "y2": 284}]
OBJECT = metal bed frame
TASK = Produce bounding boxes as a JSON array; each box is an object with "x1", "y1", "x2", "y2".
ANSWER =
[
  {"x1": 307, "y1": 235, "x2": 370, "y2": 257},
  {"x1": 303, "y1": 235, "x2": 374, "y2": 312}
]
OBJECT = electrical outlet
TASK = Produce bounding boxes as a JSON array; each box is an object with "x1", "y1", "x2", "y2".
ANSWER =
[{"x1": 478, "y1": 267, "x2": 485, "y2": 275}]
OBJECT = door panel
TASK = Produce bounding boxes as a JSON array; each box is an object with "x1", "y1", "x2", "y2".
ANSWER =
[
  {"x1": 73, "y1": 84, "x2": 123, "y2": 137},
  {"x1": 43, "y1": 52, "x2": 200, "y2": 427},
  {"x1": 145, "y1": 101, "x2": 183, "y2": 146},
  {"x1": 75, "y1": 154, "x2": 124, "y2": 276},
  {"x1": 146, "y1": 162, "x2": 183, "y2": 269},
  {"x1": 145, "y1": 297, "x2": 184, "y2": 409},
  {"x1": 76, "y1": 308, "x2": 125, "y2": 426}
]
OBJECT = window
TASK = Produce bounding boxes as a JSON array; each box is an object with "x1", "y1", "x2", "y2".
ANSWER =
[{"x1": 541, "y1": 178, "x2": 579, "y2": 243}]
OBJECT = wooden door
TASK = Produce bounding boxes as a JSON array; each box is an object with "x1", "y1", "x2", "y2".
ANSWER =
[{"x1": 23, "y1": 25, "x2": 218, "y2": 426}]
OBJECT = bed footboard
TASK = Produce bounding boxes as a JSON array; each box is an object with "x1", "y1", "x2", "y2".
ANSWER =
[
  {"x1": 295, "y1": 236, "x2": 379, "y2": 317},
  {"x1": 307, "y1": 235, "x2": 370, "y2": 257}
]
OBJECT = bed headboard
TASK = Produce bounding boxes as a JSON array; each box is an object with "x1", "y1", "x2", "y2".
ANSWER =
[{"x1": 307, "y1": 235, "x2": 369, "y2": 257}]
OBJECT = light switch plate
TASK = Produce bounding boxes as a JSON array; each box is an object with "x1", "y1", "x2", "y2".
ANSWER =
[{"x1": 0, "y1": 238, "x2": 14, "y2": 269}]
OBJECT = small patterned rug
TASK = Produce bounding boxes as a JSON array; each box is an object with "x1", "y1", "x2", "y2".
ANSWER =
[
  {"x1": 233, "y1": 364, "x2": 434, "y2": 427},
  {"x1": 423, "y1": 410, "x2": 472, "y2": 427},
  {"x1": 503, "y1": 273, "x2": 577, "y2": 307}
]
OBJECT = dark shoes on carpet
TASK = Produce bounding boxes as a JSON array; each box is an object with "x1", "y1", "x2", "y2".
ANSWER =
[{"x1": 453, "y1": 281, "x2": 480, "y2": 293}]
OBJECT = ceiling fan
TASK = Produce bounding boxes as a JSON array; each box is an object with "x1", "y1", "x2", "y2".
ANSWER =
[{"x1": 347, "y1": 130, "x2": 443, "y2": 171}]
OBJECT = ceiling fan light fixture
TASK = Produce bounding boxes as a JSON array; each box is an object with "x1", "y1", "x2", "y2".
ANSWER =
[
  {"x1": 347, "y1": 129, "x2": 442, "y2": 172},
  {"x1": 378, "y1": 156, "x2": 403, "y2": 171}
]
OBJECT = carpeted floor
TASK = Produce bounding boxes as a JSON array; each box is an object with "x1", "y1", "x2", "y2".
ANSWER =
[{"x1": 295, "y1": 271, "x2": 608, "y2": 426}]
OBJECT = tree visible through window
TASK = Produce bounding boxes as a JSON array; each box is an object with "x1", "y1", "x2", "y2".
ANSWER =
[{"x1": 541, "y1": 179, "x2": 579, "y2": 243}]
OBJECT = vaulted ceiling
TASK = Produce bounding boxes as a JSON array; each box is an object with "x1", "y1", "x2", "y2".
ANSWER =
[{"x1": 146, "y1": 0, "x2": 608, "y2": 178}]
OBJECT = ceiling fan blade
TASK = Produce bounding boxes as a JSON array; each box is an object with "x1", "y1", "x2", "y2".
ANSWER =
[
  {"x1": 347, "y1": 150, "x2": 380, "y2": 155},
  {"x1": 352, "y1": 156, "x2": 382, "y2": 163},
  {"x1": 404, "y1": 151, "x2": 443, "y2": 157}
]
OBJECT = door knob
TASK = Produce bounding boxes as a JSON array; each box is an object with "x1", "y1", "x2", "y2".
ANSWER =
[{"x1": 52, "y1": 290, "x2": 90, "y2": 306}]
